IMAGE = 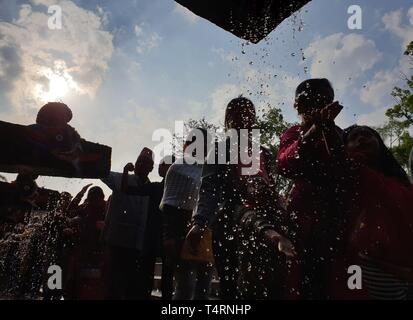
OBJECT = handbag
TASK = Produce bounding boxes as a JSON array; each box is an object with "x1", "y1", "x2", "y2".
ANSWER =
[{"x1": 180, "y1": 228, "x2": 214, "y2": 264}]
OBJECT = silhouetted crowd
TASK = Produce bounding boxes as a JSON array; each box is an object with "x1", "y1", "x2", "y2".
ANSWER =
[{"x1": 1, "y1": 78, "x2": 413, "y2": 300}]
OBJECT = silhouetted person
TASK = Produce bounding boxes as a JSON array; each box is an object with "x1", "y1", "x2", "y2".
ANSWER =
[
  {"x1": 189, "y1": 97, "x2": 292, "y2": 299},
  {"x1": 122, "y1": 155, "x2": 175, "y2": 300},
  {"x1": 342, "y1": 125, "x2": 413, "y2": 300},
  {"x1": 276, "y1": 78, "x2": 350, "y2": 299},
  {"x1": 65, "y1": 184, "x2": 106, "y2": 299},
  {"x1": 101, "y1": 148, "x2": 154, "y2": 300},
  {"x1": 159, "y1": 129, "x2": 213, "y2": 300}
]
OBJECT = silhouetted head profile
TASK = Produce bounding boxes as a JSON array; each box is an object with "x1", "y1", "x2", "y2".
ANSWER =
[
  {"x1": 36, "y1": 102, "x2": 73, "y2": 127},
  {"x1": 86, "y1": 186, "x2": 105, "y2": 203},
  {"x1": 225, "y1": 96, "x2": 256, "y2": 130},
  {"x1": 295, "y1": 78, "x2": 334, "y2": 116},
  {"x1": 14, "y1": 173, "x2": 38, "y2": 198},
  {"x1": 134, "y1": 147, "x2": 154, "y2": 177},
  {"x1": 344, "y1": 125, "x2": 410, "y2": 185}
]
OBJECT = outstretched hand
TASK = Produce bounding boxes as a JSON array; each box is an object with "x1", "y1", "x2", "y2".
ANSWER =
[
  {"x1": 302, "y1": 101, "x2": 343, "y2": 143},
  {"x1": 265, "y1": 229, "x2": 297, "y2": 259},
  {"x1": 309, "y1": 101, "x2": 342, "y2": 127},
  {"x1": 320, "y1": 101, "x2": 343, "y2": 124},
  {"x1": 80, "y1": 183, "x2": 93, "y2": 193},
  {"x1": 277, "y1": 236, "x2": 297, "y2": 258}
]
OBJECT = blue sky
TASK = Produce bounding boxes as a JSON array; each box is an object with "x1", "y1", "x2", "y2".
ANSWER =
[{"x1": 0, "y1": 0, "x2": 412, "y2": 196}]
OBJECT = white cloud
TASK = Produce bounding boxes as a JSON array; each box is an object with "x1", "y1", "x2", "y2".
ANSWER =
[
  {"x1": 360, "y1": 3, "x2": 413, "y2": 110},
  {"x1": 304, "y1": 33, "x2": 382, "y2": 93},
  {"x1": 360, "y1": 69, "x2": 399, "y2": 108},
  {"x1": 0, "y1": 0, "x2": 114, "y2": 120},
  {"x1": 134, "y1": 23, "x2": 162, "y2": 54},
  {"x1": 382, "y1": 5, "x2": 413, "y2": 50},
  {"x1": 357, "y1": 107, "x2": 388, "y2": 127},
  {"x1": 173, "y1": 3, "x2": 199, "y2": 24}
]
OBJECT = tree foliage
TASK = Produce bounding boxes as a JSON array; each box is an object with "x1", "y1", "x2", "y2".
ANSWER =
[{"x1": 377, "y1": 41, "x2": 413, "y2": 171}]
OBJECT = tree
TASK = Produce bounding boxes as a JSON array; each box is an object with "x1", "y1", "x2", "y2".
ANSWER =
[
  {"x1": 385, "y1": 79, "x2": 413, "y2": 128},
  {"x1": 404, "y1": 40, "x2": 413, "y2": 57},
  {"x1": 377, "y1": 41, "x2": 413, "y2": 170},
  {"x1": 257, "y1": 106, "x2": 295, "y2": 154}
]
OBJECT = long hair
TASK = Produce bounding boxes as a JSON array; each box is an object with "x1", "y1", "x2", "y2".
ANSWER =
[
  {"x1": 87, "y1": 186, "x2": 105, "y2": 202},
  {"x1": 224, "y1": 96, "x2": 255, "y2": 130},
  {"x1": 343, "y1": 125, "x2": 411, "y2": 185}
]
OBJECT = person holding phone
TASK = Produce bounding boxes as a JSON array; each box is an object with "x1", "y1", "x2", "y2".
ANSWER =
[{"x1": 276, "y1": 78, "x2": 352, "y2": 299}]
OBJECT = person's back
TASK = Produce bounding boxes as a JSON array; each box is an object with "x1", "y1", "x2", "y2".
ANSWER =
[
  {"x1": 101, "y1": 171, "x2": 150, "y2": 300},
  {"x1": 161, "y1": 162, "x2": 203, "y2": 212},
  {"x1": 160, "y1": 130, "x2": 211, "y2": 300},
  {"x1": 102, "y1": 172, "x2": 149, "y2": 250}
]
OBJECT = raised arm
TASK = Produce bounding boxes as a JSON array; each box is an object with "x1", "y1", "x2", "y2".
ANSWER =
[
  {"x1": 277, "y1": 123, "x2": 343, "y2": 180},
  {"x1": 67, "y1": 183, "x2": 92, "y2": 216},
  {"x1": 121, "y1": 163, "x2": 152, "y2": 196},
  {"x1": 276, "y1": 126, "x2": 312, "y2": 179}
]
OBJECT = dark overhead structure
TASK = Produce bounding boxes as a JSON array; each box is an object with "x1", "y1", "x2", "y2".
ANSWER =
[
  {"x1": 0, "y1": 120, "x2": 111, "y2": 179},
  {"x1": 175, "y1": 0, "x2": 311, "y2": 43}
]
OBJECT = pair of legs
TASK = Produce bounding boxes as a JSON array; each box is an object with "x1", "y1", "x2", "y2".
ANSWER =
[
  {"x1": 162, "y1": 205, "x2": 213, "y2": 300},
  {"x1": 212, "y1": 228, "x2": 238, "y2": 300},
  {"x1": 174, "y1": 261, "x2": 213, "y2": 300},
  {"x1": 105, "y1": 245, "x2": 150, "y2": 300}
]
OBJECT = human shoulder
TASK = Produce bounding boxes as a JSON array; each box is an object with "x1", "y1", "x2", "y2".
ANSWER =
[{"x1": 282, "y1": 125, "x2": 302, "y2": 136}]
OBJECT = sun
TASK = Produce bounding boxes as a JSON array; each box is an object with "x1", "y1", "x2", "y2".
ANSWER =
[
  {"x1": 34, "y1": 63, "x2": 79, "y2": 103},
  {"x1": 47, "y1": 72, "x2": 70, "y2": 99}
]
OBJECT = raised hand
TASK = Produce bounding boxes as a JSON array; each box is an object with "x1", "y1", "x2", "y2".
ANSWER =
[
  {"x1": 320, "y1": 101, "x2": 343, "y2": 124},
  {"x1": 265, "y1": 229, "x2": 297, "y2": 259},
  {"x1": 124, "y1": 162, "x2": 135, "y2": 172},
  {"x1": 80, "y1": 183, "x2": 93, "y2": 193}
]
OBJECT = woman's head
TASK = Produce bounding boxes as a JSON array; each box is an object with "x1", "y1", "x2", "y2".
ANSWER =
[
  {"x1": 86, "y1": 186, "x2": 105, "y2": 203},
  {"x1": 134, "y1": 147, "x2": 154, "y2": 177},
  {"x1": 295, "y1": 78, "x2": 334, "y2": 116},
  {"x1": 344, "y1": 125, "x2": 410, "y2": 185},
  {"x1": 345, "y1": 126, "x2": 381, "y2": 165},
  {"x1": 224, "y1": 96, "x2": 256, "y2": 130}
]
